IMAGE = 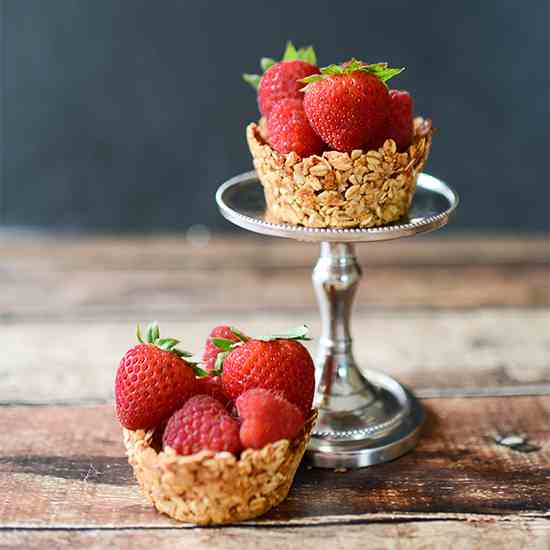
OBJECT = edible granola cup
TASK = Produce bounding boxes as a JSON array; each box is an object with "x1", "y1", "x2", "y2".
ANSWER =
[
  {"x1": 123, "y1": 410, "x2": 317, "y2": 525},
  {"x1": 247, "y1": 117, "x2": 433, "y2": 228}
]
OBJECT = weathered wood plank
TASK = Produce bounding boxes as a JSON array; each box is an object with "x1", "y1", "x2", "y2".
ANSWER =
[
  {"x1": 1, "y1": 519, "x2": 549, "y2": 550},
  {"x1": 2, "y1": 265, "x2": 548, "y2": 320},
  {"x1": 2, "y1": 311, "x2": 548, "y2": 403},
  {"x1": 1, "y1": 234, "x2": 548, "y2": 268},
  {"x1": 1, "y1": 397, "x2": 548, "y2": 527},
  {"x1": 1, "y1": 236, "x2": 549, "y2": 320}
]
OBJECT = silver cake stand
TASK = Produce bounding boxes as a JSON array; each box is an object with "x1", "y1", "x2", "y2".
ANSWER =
[{"x1": 216, "y1": 170, "x2": 459, "y2": 469}]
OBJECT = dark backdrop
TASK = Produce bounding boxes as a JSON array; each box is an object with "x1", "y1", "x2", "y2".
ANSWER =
[{"x1": 2, "y1": 1, "x2": 549, "y2": 233}]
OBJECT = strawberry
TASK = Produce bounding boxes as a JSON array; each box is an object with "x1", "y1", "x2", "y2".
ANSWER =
[
  {"x1": 258, "y1": 61, "x2": 320, "y2": 117},
  {"x1": 302, "y1": 60, "x2": 404, "y2": 152},
  {"x1": 213, "y1": 326, "x2": 315, "y2": 416},
  {"x1": 202, "y1": 325, "x2": 247, "y2": 372},
  {"x1": 267, "y1": 98, "x2": 325, "y2": 157},
  {"x1": 236, "y1": 388, "x2": 305, "y2": 449},
  {"x1": 195, "y1": 375, "x2": 229, "y2": 407},
  {"x1": 162, "y1": 395, "x2": 242, "y2": 456},
  {"x1": 243, "y1": 41, "x2": 320, "y2": 117},
  {"x1": 386, "y1": 89, "x2": 414, "y2": 151},
  {"x1": 115, "y1": 322, "x2": 198, "y2": 430}
]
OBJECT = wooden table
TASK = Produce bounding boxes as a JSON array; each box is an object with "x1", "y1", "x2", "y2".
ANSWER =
[{"x1": 1, "y1": 234, "x2": 549, "y2": 549}]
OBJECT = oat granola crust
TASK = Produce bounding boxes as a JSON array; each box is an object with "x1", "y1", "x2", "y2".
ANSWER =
[
  {"x1": 123, "y1": 410, "x2": 317, "y2": 525},
  {"x1": 247, "y1": 117, "x2": 433, "y2": 228}
]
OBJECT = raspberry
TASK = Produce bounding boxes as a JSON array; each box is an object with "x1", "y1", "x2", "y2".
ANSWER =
[
  {"x1": 162, "y1": 395, "x2": 241, "y2": 456},
  {"x1": 258, "y1": 60, "x2": 320, "y2": 117},
  {"x1": 386, "y1": 89, "x2": 414, "y2": 151},
  {"x1": 236, "y1": 389, "x2": 305, "y2": 449},
  {"x1": 267, "y1": 98, "x2": 325, "y2": 157}
]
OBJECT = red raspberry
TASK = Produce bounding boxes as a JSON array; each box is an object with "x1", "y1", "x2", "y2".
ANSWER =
[
  {"x1": 386, "y1": 89, "x2": 414, "y2": 151},
  {"x1": 258, "y1": 60, "x2": 320, "y2": 117},
  {"x1": 267, "y1": 98, "x2": 325, "y2": 157},
  {"x1": 195, "y1": 375, "x2": 229, "y2": 406},
  {"x1": 202, "y1": 325, "x2": 245, "y2": 372},
  {"x1": 162, "y1": 395, "x2": 242, "y2": 456},
  {"x1": 236, "y1": 389, "x2": 305, "y2": 449}
]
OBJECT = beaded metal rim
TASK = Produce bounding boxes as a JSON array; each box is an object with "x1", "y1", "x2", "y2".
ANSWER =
[{"x1": 216, "y1": 171, "x2": 459, "y2": 243}]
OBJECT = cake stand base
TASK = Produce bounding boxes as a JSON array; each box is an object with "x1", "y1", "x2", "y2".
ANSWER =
[
  {"x1": 216, "y1": 171, "x2": 458, "y2": 468},
  {"x1": 308, "y1": 369, "x2": 424, "y2": 468}
]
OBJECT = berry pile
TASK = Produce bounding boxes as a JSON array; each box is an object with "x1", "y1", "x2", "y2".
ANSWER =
[
  {"x1": 243, "y1": 42, "x2": 414, "y2": 155},
  {"x1": 115, "y1": 322, "x2": 315, "y2": 456}
]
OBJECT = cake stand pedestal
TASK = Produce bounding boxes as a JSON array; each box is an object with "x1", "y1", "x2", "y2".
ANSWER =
[{"x1": 216, "y1": 171, "x2": 458, "y2": 469}]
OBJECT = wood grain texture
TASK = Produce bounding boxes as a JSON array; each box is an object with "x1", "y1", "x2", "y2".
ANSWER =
[
  {"x1": 1, "y1": 235, "x2": 549, "y2": 547},
  {"x1": 2, "y1": 310, "x2": 549, "y2": 403},
  {"x1": 1, "y1": 520, "x2": 549, "y2": 550},
  {"x1": 1, "y1": 397, "x2": 549, "y2": 528},
  {"x1": 1, "y1": 235, "x2": 548, "y2": 321}
]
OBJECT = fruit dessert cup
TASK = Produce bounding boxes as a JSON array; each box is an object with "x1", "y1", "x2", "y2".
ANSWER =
[
  {"x1": 248, "y1": 116, "x2": 432, "y2": 228},
  {"x1": 115, "y1": 323, "x2": 317, "y2": 525},
  {"x1": 243, "y1": 43, "x2": 434, "y2": 228},
  {"x1": 123, "y1": 410, "x2": 317, "y2": 525}
]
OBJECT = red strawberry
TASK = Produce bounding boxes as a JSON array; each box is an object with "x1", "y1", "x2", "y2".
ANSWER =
[
  {"x1": 243, "y1": 42, "x2": 320, "y2": 116},
  {"x1": 115, "y1": 323, "x2": 198, "y2": 430},
  {"x1": 258, "y1": 60, "x2": 320, "y2": 117},
  {"x1": 236, "y1": 388, "x2": 305, "y2": 449},
  {"x1": 162, "y1": 395, "x2": 242, "y2": 456},
  {"x1": 302, "y1": 60, "x2": 404, "y2": 152},
  {"x1": 216, "y1": 326, "x2": 315, "y2": 416},
  {"x1": 386, "y1": 89, "x2": 414, "y2": 151},
  {"x1": 267, "y1": 98, "x2": 325, "y2": 157},
  {"x1": 202, "y1": 325, "x2": 247, "y2": 372},
  {"x1": 195, "y1": 375, "x2": 229, "y2": 407}
]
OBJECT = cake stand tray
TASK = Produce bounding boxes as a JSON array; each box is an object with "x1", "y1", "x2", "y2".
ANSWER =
[{"x1": 216, "y1": 171, "x2": 459, "y2": 468}]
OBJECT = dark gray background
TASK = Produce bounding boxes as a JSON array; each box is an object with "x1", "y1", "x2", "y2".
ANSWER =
[{"x1": 2, "y1": 1, "x2": 548, "y2": 233}]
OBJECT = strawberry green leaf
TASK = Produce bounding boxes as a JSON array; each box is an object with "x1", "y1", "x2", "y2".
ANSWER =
[
  {"x1": 135, "y1": 322, "x2": 195, "y2": 358},
  {"x1": 230, "y1": 326, "x2": 248, "y2": 342},
  {"x1": 170, "y1": 348, "x2": 194, "y2": 359},
  {"x1": 282, "y1": 40, "x2": 298, "y2": 61},
  {"x1": 156, "y1": 337, "x2": 179, "y2": 350},
  {"x1": 212, "y1": 337, "x2": 238, "y2": 351},
  {"x1": 243, "y1": 42, "x2": 317, "y2": 91},
  {"x1": 214, "y1": 351, "x2": 230, "y2": 372},
  {"x1": 175, "y1": 350, "x2": 194, "y2": 358},
  {"x1": 191, "y1": 364, "x2": 211, "y2": 377},
  {"x1": 298, "y1": 45, "x2": 317, "y2": 66},
  {"x1": 242, "y1": 73, "x2": 261, "y2": 90},
  {"x1": 364, "y1": 62, "x2": 405, "y2": 83},
  {"x1": 146, "y1": 322, "x2": 160, "y2": 344},
  {"x1": 300, "y1": 59, "x2": 404, "y2": 90},
  {"x1": 260, "y1": 324, "x2": 311, "y2": 342},
  {"x1": 282, "y1": 41, "x2": 317, "y2": 65},
  {"x1": 260, "y1": 57, "x2": 276, "y2": 72}
]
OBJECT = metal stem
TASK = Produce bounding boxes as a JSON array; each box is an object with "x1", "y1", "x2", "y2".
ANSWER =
[{"x1": 312, "y1": 242, "x2": 377, "y2": 416}]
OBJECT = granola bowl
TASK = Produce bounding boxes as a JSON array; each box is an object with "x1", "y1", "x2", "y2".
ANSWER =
[
  {"x1": 123, "y1": 410, "x2": 317, "y2": 525},
  {"x1": 247, "y1": 117, "x2": 433, "y2": 228}
]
